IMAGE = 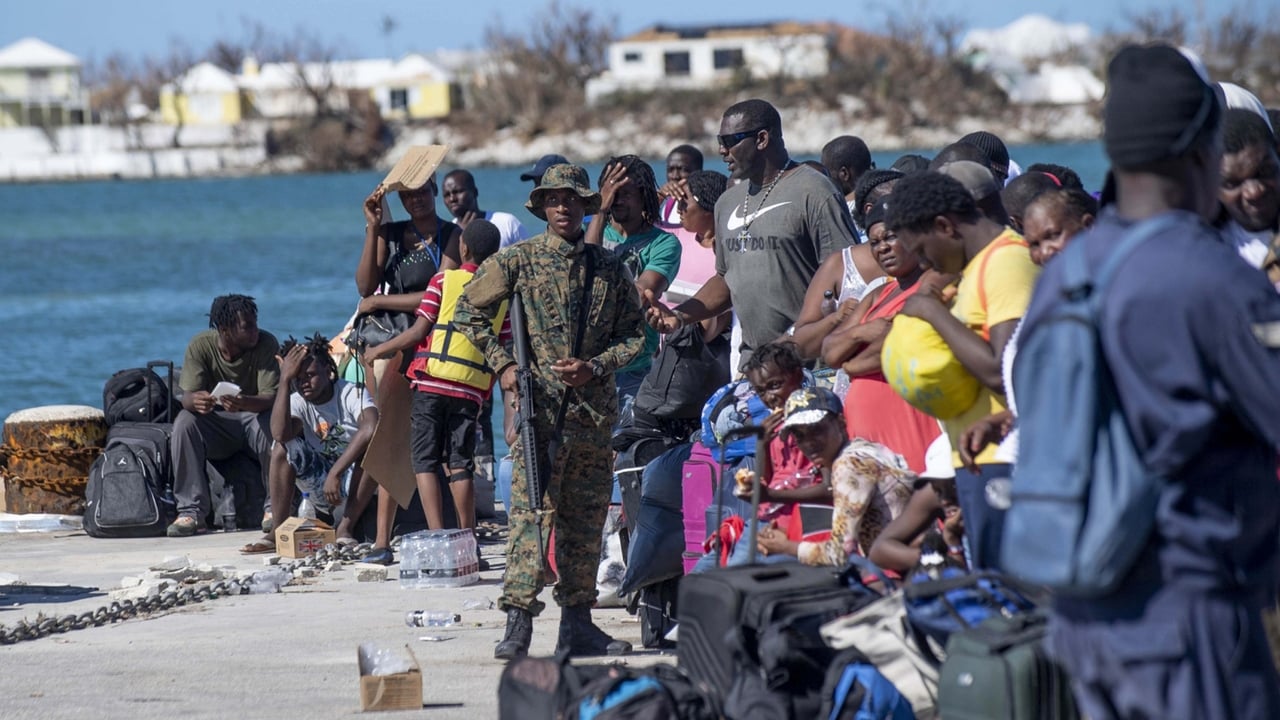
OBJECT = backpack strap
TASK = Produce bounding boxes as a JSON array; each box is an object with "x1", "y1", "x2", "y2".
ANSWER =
[
  {"x1": 975, "y1": 233, "x2": 1028, "y2": 341},
  {"x1": 1085, "y1": 214, "x2": 1183, "y2": 314}
]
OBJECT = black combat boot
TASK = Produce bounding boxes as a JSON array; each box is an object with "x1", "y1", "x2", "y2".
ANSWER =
[
  {"x1": 554, "y1": 604, "x2": 632, "y2": 657},
  {"x1": 494, "y1": 607, "x2": 534, "y2": 660}
]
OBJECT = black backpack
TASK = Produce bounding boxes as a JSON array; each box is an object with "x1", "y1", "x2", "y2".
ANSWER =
[
  {"x1": 84, "y1": 422, "x2": 176, "y2": 538},
  {"x1": 103, "y1": 360, "x2": 179, "y2": 426},
  {"x1": 498, "y1": 653, "x2": 718, "y2": 720}
]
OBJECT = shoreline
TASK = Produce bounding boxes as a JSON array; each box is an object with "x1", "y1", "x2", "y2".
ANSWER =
[{"x1": 0, "y1": 104, "x2": 1100, "y2": 184}]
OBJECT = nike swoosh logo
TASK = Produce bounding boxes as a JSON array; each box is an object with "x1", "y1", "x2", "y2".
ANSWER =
[{"x1": 725, "y1": 201, "x2": 791, "y2": 231}]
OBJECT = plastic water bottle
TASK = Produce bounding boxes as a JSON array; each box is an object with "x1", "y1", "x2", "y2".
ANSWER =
[
  {"x1": 419, "y1": 529, "x2": 479, "y2": 588},
  {"x1": 399, "y1": 533, "x2": 422, "y2": 589},
  {"x1": 223, "y1": 514, "x2": 237, "y2": 533},
  {"x1": 298, "y1": 492, "x2": 317, "y2": 520},
  {"x1": 404, "y1": 610, "x2": 459, "y2": 627},
  {"x1": 820, "y1": 289, "x2": 838, "y2": 316}
]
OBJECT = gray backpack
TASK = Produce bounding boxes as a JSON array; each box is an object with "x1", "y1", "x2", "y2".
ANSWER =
[{"x1": 1002, "y1": 215, "x2": 1178, "y2": 595}]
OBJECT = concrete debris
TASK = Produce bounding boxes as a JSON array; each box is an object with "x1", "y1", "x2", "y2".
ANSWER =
[
  {"x1": 149, "y1": 556, "x2": 190, "y2": 572},
  {"x1": 353, "y1": 564, "x2": 387, "y2": 583},
  {"x1": 324, "y1": 561, "x2": 342, "y2": 572}
]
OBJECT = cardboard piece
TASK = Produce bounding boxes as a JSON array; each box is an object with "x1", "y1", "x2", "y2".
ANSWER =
[
  {"x1": 357, "y1": 644, "x2": 422, "y2": 712},
  {"x1": 380, "y1": 145, "x2": 450, "y2": 193},
  {"x1": 274, "y1": 517, "x2": 337, "y2": 558},
  {"x1": 359, "y1": 363, "x2": 418, "y2": 510}
]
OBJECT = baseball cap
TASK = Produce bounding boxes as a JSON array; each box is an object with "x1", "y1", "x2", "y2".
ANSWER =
[
  {"x1": 780, "y1": 387, "x2": 843, "y2": 433},
  {"x1": 520, "y1": 153, "x2": 570, "y2": 182}
]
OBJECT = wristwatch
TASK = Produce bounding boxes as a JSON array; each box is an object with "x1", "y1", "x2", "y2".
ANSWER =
[{"x1": 589, "y1": 359, "x2": 606, "y2": 378}]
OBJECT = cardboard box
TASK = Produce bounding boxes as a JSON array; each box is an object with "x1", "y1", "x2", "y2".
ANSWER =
[
  {"x1": 274, "y1": 517, "x2": 336, "y2": 558},
  {"x1": 358, "y1": 644, "x2": 422, "y2": 712}
]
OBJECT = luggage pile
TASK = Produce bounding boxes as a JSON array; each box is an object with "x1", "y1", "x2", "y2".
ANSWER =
[{"x1": 500, "y1": 381, "x2": 1081, "y2": 719}]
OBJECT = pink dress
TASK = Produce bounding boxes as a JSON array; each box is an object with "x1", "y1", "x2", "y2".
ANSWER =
[{"x1": 843, "y1": 282, "x2": 942, "y2": 473}]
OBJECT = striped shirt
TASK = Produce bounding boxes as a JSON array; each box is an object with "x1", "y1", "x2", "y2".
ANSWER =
[{"x1": 408, "y1": 264, "x2": 511, "y2": 406}]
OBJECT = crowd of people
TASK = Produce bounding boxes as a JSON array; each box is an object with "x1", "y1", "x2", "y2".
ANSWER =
[{"x1": 160, "y1": 41, "x2": 1280, "y2": 716}]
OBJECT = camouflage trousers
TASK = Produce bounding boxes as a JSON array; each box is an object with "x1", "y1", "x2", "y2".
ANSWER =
[{"x1": 500, "y1": 426, "x2": 612, "y2": 617}]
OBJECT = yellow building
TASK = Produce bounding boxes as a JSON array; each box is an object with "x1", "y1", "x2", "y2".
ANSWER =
[
  {"x1": 0, "y1": 37, "x2": 89, "y2": 128},
  {"x1": 157, "y1": 53, "x2": 460, "y2": 126},
  {"x1": 159, "y1": 62, "x2": 242, "y2": 126}
]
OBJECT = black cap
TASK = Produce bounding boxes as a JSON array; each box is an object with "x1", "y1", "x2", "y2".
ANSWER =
[
  {"x1": 1103, "y1": 45, "x2": 1220, "y2": 169},
  {"x1": 520, "y1": 154, "x2": 570, "y2": 182}
]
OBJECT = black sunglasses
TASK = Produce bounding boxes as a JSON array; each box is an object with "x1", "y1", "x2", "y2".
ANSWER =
[{"x1": 718, "y1": 126, "x2": 767, "y2": 148}]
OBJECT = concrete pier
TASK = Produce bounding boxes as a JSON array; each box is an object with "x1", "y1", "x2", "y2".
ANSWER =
[{"x1": 0, "y1": 529, "x2": 666, "y2": 719}]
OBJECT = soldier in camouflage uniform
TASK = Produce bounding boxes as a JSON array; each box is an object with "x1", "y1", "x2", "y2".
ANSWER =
[{"x1": 454, "y1": 164, "x2": 645, "y2": 660}]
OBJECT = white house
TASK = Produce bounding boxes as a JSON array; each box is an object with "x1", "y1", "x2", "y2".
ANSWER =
[
  {"x1": 962, "y1": 15, "x2": 1104, "y2": 105},
  {"x1": 0, "y1": 37, "x2": 89, "y2": 127},
  {"x1": 586, "y1": 22, "x2": 830, "y2": 102}
]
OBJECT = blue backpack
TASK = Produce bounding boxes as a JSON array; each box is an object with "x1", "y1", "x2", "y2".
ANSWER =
[
  {"x1": 1002, "y1": 215, "x2": 1179, "y2": 596},
  {"x1": 820, "y1": 648, "x2": 917, "y2": 720}
]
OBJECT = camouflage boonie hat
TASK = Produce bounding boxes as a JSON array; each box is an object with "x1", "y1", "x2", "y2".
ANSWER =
[{"x1": 525, "y1": 164, "x2": 602, "y2": 220}]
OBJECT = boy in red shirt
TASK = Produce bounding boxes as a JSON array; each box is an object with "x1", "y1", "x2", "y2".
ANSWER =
[{"x1": 367, "y1": 220, "x2": 510, "y2": 561}]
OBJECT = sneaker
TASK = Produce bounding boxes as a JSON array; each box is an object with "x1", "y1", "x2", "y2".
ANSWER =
[
  {"x1": 362, "y1": 546, "x2": 394, "y2": 566},
  {"x1": 166, "y1": 516, "x2": 203, "y2": 537}
]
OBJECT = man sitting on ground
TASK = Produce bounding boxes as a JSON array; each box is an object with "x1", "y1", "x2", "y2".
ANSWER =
[
  {"x1": 241, "y1": 334, "x2": 378, "y2": 554},
  {"x1": 169, "y1": 294, "x2": 279, "y2": 537}
]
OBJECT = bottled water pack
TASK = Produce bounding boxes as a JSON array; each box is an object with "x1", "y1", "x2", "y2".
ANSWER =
[{"x1": 398, "y1": 529, "x2": 479, "y2": 589}]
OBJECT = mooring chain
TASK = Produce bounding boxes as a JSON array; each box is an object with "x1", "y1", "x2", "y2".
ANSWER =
[{"x1": 0, "y1": 542, "x2": 372, "y2": 645}]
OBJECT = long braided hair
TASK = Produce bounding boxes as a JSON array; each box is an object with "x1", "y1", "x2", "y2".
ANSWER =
[{"x1": 599, "y1": 154, "x2": 660, "y2": 225}]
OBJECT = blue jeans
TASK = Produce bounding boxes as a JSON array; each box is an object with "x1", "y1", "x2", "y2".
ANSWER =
[{"x1": 954, "y1": 463, "x2": 1010, "y2": 570}]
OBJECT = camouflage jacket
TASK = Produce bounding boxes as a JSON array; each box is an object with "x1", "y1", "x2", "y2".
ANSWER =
[{"x1": 454, "y1": 230, "x2": 645, "y2": 430}]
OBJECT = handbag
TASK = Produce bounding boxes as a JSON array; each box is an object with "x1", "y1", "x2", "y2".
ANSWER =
[
  {"x1": 346, "y1": 310, "x2": 411, "y2": 352},
  {"x1": 345, "y1": 224, "x2": 420, "y2": 353},
  {"x1": 820, "y1": 558, "x2": 943, "y2": 719}
]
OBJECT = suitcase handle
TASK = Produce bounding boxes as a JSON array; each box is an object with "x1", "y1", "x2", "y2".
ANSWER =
[{"x1": 145, "y1": 360, "x2": 175, "y2": 423}]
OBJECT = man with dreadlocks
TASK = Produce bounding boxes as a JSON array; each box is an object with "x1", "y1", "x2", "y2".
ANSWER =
[
  {"x1": 239, "y1": 334, "x2": 378, "y2": 553},
  {"x1": 169, "y1": 295, "x2": 280, "y2": 537},
  {"x1": 588, "y1": 155, "x2": 681, "y2": 400}
]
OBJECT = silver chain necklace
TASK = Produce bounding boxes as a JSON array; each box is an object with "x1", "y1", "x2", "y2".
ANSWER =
[{"x1": 737, "y1": 160, "x2": 794, "y2": 251}]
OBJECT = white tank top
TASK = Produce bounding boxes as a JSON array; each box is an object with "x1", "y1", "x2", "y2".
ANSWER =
[{"x1": 832, "y1": 247, "x2": 888, "y2": 397}]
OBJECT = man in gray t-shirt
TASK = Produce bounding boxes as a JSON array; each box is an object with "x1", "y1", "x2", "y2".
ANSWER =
[{"x1": 646, "y1": 99, "x2": 855, "y2": 365}]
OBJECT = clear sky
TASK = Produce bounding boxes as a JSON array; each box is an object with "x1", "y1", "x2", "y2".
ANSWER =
[{"x1": 2, "y1": 0, "x2": 1232, "y2": 67}]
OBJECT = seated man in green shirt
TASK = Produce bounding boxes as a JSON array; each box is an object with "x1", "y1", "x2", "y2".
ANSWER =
[
  {"x1": 588, "y1": 155, "x2": 682, "y2": 407},
  {"x1": 168, "y1": 295, "x2": 280, "y2": 537}
]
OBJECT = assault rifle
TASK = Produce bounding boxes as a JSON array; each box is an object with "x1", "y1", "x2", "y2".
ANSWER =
[{"x1": 508, "y1": 292, "x2": 550, "y2": 571}]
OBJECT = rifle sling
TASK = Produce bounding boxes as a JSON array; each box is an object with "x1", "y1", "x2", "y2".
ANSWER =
[{"x1": 548, "y1": 247, "x2": 597, "y2": 451}]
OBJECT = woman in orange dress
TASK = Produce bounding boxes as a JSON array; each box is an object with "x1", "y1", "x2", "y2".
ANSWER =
[{"x1": 821, "y1": 198, "x2": 943, "y2": 473}]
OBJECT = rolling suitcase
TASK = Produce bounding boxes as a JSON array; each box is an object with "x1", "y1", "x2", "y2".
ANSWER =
[
  {"x1": 677, "y1": 425, "x2": 865, "y2": 698},
  {"x1": 85, "y1": 361, "x2": 177, "y2": 537}
]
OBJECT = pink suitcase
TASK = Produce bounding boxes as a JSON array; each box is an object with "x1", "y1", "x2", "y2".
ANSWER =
[{"x1": 681, "y1": 443, "x2": 721, "y2": 573}]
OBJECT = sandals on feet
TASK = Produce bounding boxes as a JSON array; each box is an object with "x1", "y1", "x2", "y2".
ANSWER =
[{"x1": 239, "y1": 537, "x2": 276, "y2": 555}]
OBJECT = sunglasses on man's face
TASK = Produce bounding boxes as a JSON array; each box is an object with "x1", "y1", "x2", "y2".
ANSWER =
[{"x1": 718, "y1": 127, "x2": 766, "y2": 149}]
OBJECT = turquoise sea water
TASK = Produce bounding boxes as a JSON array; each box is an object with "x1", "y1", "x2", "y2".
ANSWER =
[{"x1": 0, "y1": 141, "x2": 1108, "y2": 422}]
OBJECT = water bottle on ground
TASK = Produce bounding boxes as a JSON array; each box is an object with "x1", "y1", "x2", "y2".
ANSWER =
[
  {"x1": 223, "y1": 514, "x2": 237, "y2": 533},
  {"x1": 404, "y1": 610, "x2": 460, "y2": 627},
  {"x1": 820, "y1": 289, "x2": 838, "y2": 316},
  {"x1": 298, "y1": 492, "x2": 317, "y2": 520}
]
